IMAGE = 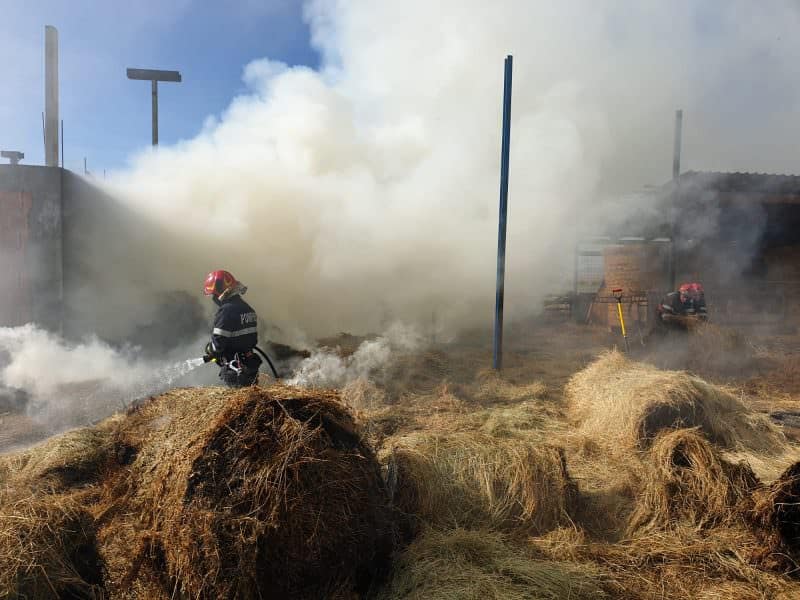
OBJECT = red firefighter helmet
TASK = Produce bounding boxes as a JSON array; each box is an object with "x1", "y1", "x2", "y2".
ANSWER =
[
  {"x1": 678, "y1": 282, "x2": 704, "y2": 300},
  {"x1": 203, "y1": 270, "x2": 238, "y2": 297}
]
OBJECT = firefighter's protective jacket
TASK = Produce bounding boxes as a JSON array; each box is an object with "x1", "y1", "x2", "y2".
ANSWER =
[{"x1": 210, "y1": 295, "x2": 258, "y2": 360}]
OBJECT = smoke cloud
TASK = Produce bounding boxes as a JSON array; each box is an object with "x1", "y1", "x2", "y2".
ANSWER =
[
  {"x1": 79, "y1": 1, "x2": 792, "y2": 343},
  {"x1": 5, "y1": 1, "x2": 800, "y2": 434}
]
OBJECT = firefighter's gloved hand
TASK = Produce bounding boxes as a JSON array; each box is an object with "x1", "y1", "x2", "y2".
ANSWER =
[{"x1": 203, "y1": 342, "x2": 219, "y2": 363}]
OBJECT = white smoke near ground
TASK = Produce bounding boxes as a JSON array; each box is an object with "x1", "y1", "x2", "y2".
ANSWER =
[
  {"x1": 288, "y1": 323, "x2": 423, "y2": 387},
  {"x1": 0, "y1": 325, "x2": 216, "y2": 429}
]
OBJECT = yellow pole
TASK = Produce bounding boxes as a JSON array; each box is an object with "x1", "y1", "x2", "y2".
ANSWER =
[{"x1": 616, "y1": 299, "x2": 629, "y2": 352}]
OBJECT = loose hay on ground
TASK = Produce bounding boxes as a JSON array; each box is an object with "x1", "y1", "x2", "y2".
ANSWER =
[
  {"x1": 566, "y1": 350, "x2": 784, "y2": 452},
  {"x1": 377, "y1": 528, "x2": 608, "y2": 600},
  {"x1": 387, "y1": 432, "x2": 575, "y2": 534}
]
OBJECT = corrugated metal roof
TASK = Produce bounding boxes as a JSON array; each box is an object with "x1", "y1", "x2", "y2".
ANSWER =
[{"x1": 677, "y1": 171, "x2": 800, "y2": 194}]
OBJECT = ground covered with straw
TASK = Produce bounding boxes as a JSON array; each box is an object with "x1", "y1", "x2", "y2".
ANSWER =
[{"x1": 3, "y1": 322, "x2": 800, "y2": 598}]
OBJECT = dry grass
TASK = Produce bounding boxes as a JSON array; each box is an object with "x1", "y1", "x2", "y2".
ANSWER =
[
  {"x1": 566, "y1": 350, "x2": 785, "y2": 453},
  {"x1": 377, "y1": 528, "x2": 609, "y2": 600},
  {"x1": 628, "y1": 428, "x2": 760, "y2": 533},
  {"x1": 387, "y1": 432, "x2": 575, "y2": 535}
]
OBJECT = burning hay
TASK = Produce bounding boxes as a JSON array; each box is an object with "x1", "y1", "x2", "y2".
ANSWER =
[
  {"x1": 566, "y1": 350, "x2": 784, "y2": 453},
  {"x1": 628, "y1": 428, "x2": 760, "y2": 533},
  {"x1": 387, "y1": 432, "x2": 575, "y2": 534},
  {"x1": 0, "y1": 385, "x2": 394, "y2": 599},
  {"x1": 377, "y1": 528, "x2": 608, "y2": 600}
]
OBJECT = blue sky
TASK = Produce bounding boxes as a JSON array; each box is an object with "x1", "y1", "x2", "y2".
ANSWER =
[{"x1": 0, "y1": 1, "x2": 319, "y2": 174}]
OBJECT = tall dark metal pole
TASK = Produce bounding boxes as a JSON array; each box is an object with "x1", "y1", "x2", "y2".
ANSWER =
[
  {"x1": 151, "y1": 80, "x2": 158, "y2": 146},
  {"x1": 669, "y1": 109, "x2": 683, "y2": 290},
  {"x1": 493, "y1": 55, "x2": 513, "y2": 370},
  {"x1": 672, "y1": 109, "x2": 683, "y2": 180}
]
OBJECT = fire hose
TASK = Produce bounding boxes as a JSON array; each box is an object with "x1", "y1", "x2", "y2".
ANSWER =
[{"x1": 203, "y1": 346, "x2": 280, "y2": 379}]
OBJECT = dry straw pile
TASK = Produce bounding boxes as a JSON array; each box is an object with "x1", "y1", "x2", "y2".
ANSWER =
[
  {"x1": 566, "y1": 350, "x2": 784, "y2": 452},
  {"x1": 0, "y1": 385, "x2": 393, "y2": 599}
]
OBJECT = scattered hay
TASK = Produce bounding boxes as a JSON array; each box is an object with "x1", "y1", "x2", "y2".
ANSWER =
[
  {"x1": 342, "y1": 376, "x2": 387, "y2": 410},
  {"x1": 590, "y1": 527, "x2": 793, "y2": 599},
  {"x1": 376, "y1": 528, "x2": 608, "y2": 600},
  {"x1": 387, "y1": 432, "x2": 575, "y2": 534},
  {"x1": 566, "y1": 350, "x2": 784, "y2": 452},
  {"x1": 382, "y1": 350, "x2": 451, "y2": 400},
  {"x1": 628, "y1": 429, "x2": 760, "y2": 533},
  {"x1": 750, "y1": 462, "x2": 800, "y2": 575},
  {"x1": 473, "y1": 370, "x2": 547, "y2": 405}
]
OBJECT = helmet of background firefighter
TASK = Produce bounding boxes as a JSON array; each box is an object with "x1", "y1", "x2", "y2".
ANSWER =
[{"x1": 678, "y1": 282, "x2": 704, "y2": 302}]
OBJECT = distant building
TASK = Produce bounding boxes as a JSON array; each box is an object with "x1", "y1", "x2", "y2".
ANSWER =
[{"x1": 578, "y1": 171, "x2": 800, "y2": 327}]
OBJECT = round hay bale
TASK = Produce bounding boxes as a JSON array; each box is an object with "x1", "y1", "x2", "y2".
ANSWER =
[
  {"x1": 387, "y1": 432, "x2": 576, "y2": 534},
  {"x1": 628, "y1": 429, "x2": 760, "y2": 533},
  {"x1": 750, "y1": 462, "x2": 800, "y2": 574},
  {"x1": 99, "y1": 385, "x2": 393, "y2": 599},
  {"x1": 566, "y1": 350, "x2": 785, "y2": 453}
]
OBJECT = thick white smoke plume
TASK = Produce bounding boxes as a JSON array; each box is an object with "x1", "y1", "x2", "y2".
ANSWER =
[
  {"x1": 98, "y1": 0, "x2": 800, "y2": 343},
  {"x1": 288, "y1": 323, "x2": 422, "y2": 387}
]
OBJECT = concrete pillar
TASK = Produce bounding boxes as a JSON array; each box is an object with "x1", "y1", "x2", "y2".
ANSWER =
[{"x1": 45, "y1": 26, "x2": 59, "y2": 167}]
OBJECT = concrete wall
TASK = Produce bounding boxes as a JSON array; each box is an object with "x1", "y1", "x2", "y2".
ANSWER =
[
  {"x1": 60, "y1": 170, "x2": 207, "y2": 349},
  {"x1": 0, "y1": 165, "x2": 63, "y2": 332},
  {"x1": 0, "y1": 165, "x2": 207, "y2": 352}
]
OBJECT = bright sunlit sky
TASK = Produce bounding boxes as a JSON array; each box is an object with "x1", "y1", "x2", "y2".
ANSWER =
[{"x1": 0, "y1": 1, "x2": 319, "y2": 174}]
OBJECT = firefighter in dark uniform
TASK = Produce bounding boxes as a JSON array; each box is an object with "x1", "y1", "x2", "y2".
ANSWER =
[
  {"x1": 656, "y1": 282, "x2": 708, "y2": 330},
  {"x1": 202, "y1": 270, "x2": 262, "y2": 387}
]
